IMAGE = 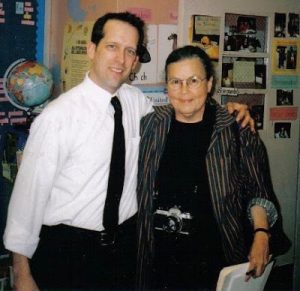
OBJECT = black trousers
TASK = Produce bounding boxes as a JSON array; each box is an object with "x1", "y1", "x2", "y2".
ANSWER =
[
  {"x1": 152, "y1": 231, "x2": 226, "y2": 290},
  {"x1": 30, "y1": 215, "x2": 137, "y2": 290}
]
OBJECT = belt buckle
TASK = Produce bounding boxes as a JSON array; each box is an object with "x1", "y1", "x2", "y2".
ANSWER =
[{"x1": 99, "y1": 231, "x2": 116, "y2": 246}]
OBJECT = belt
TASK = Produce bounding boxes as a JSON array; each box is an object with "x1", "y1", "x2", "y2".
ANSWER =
[
  {"x1": 41, "y1": 214, "x2": 137, "y2": 247},
  {"x1": 98, "y1": 214, "x2": 137, "y2": 246}
]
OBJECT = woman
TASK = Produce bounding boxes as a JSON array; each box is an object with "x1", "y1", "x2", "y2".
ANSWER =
[{"x1": 136, "y1": 45, "x2": 278, "y2": 290}]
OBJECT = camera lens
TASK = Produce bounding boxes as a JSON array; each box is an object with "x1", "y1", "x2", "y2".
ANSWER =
[{"x1": 163, "y1": 215, "x2": 182, "y2": 233}]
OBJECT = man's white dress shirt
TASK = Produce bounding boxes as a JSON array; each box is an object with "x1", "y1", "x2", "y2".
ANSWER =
[{"x1": 3, "y1": 74, "x2": 153, "y2": 258}]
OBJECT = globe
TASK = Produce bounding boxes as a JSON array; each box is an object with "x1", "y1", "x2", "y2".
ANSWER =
[{"x1": 3, "y1": 59, "x2": 53, "y2": 112}]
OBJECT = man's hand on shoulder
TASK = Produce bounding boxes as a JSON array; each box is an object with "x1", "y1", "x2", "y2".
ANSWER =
[{"x1": 226, "y1": 102, "x2": 255, "y2": 132}]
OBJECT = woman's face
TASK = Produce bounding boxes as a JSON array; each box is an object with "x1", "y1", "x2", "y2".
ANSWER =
[{"x1": 166, "y1": 57, "x2": 213, "y2": 123}]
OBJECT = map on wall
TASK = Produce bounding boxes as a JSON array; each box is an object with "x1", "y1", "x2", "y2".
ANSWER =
[{"x1": 67, "y1": 0, "x2": 86, "y2": 21}]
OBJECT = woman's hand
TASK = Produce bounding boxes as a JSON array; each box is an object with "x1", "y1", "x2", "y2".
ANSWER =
[{"x1": 246, "y1": 231, "x2": 270, "y2": 281}]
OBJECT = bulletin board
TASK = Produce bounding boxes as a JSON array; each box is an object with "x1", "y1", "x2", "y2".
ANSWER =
[
  {"x1": 177, "y1": 0, "x2": 300, "y2": 287},
  {"x1": 0, "y1": 0, "x2": 45, "y2": 255},
  {"x1": 46, "y1": 0, "x2": 178, "y2": 95}
]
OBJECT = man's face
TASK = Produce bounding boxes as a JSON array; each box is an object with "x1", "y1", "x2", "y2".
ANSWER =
[
  {"x1": 87, "y1": 19, "x2": 139, "y2": 93},
  {"x1": 167, "y1": 57, "x2": 213, "y2": 123}
]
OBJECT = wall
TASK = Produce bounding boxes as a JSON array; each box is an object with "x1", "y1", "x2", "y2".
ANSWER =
[
  {"x1": 178, "y1": 0, "x2": 300, "y2": 287},
  {"x1": 0, "y1": 0, "x2": 45, "y2": 255},
  {"x1": 44, "y1": 0, "x2": 300, "y2": 287},
  {"x1": 45, "y1": 0, "x2": 178, "y2": 96}
]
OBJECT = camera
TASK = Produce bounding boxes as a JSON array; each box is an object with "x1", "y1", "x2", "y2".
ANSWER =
[{"x1": 153, "y1": 206, "x2": 193, "y2": 235}]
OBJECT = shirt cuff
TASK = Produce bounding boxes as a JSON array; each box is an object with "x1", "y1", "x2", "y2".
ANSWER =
[
  {"x1": 3, "y1": 221, "x2": 40, "y2": 259},
  {"x1": 247, "y1": 197, "x2": 278, "y2": 227}
]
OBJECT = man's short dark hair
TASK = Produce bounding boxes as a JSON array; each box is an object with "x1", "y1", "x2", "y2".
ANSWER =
[{"x1": 91, "y1": 11, "x2": 145, "y2": 58}]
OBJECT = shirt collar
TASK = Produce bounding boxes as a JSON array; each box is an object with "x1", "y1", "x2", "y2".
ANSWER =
[{"x1": 83, "y1": 72, "x2": 122, "y2": 106}]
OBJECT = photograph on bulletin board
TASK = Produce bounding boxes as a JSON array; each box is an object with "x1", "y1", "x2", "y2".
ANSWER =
[
  {"x1": 190, "y1": 15, "x2": 220, "y2": 61},
  {"x1": 274, "y1": 13, "x2": 287, "y2": 37},
  {"x1": 223, "y1": 13, "x2": 267, "y2": 53},
  {"x1": 288, "y1": 13, "x2": 300, "y2": 37},
  {"x1": 274, "y1": 122, "x2": 291, "y2": 139},
  {"x1": 275, "y1": 12, "x2": 299, "y2": 38},
  {"x1": 272, "y1": 38, "x2": 300, "y2": 75},
  {"x1": 276, "y1": 89, "x2": 293, "y2": 106},
  {"x1": 271, "y1": 37, "x2": 299, "y2": 88}
]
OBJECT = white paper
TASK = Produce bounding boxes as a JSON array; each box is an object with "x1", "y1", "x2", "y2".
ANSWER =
[
  {"x1": 157, "y1": 24, "x2": 178, "y2": 83},
  {"x1": 216, "y1": 260, "x2": 274, "y2": 291}
]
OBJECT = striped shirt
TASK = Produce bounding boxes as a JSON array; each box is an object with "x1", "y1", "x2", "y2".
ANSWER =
[{"x1": 136, "y1": 102, "x2": 278, "y2": 289}]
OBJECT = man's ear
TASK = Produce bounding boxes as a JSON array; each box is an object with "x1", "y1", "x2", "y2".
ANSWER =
[
  {"x1": 132, "y1": 55, "x2": 140, "y2": 70},
  {"x1": 86, "y1": 41, "x2": 96, "y2": 60}
]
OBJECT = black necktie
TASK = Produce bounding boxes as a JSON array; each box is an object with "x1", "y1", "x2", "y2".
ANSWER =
[{"x1": 103, "y1": 96, "x2": 125, "y2": 232}]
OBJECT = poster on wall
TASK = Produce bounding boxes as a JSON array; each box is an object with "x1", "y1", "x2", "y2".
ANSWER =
[
  {"x1": 270, "y1": 107, "x2": 298, "y2": 121},
  {"x1": 130, "y1": 24, "x2": 158, "y2": 85},
  {"x1": 130, "y1": 24, "x2": 178, "y2": 85},
  {"x1": 190, "y1": 15, "x2": 220, "y2": 61},
  {"x1": 157, "y1": 24, "x2": 178, "y2": 83},
  {"x1": 61, "y1": 22, "x2": 176, "y2": 87},
  {"x1": 288, "y1": 13, "x2": 299, "y2": 37},
  {"x1": 274, "y1": 122, "x2": 291, "y2": 139},
  {"x1": 276, "y1": 89, "x2": 293, "y2": 106},
  {"x1": 274, "y1": 12, "x2": 300, "y2": 38},
  {"x1": 274, "y1": 13, "x2": 286, "y2": 37},
  {"x1": 61, "y1": 21, "x2": 93, "y2": 92},
  {"x1": 271, "y1": 38, "x2": 300, "y2": 88}
]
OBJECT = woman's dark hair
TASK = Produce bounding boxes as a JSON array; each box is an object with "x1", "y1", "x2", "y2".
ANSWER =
[
  {"x1": 91, "y1": 12, "x2": 145, "y2": 57},
  {"x1": 165, "y1": 45, "x2": 216, "y2": 99}
]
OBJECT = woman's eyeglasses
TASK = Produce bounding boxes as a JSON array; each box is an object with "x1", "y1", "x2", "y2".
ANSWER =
[{"x1": 167, "y1": 76, "x2": 206, "y2": 90}]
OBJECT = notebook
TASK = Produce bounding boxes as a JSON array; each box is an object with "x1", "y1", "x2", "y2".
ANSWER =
[{"x1": 216, "y1": 260, "x2": 274, "y2": 291}]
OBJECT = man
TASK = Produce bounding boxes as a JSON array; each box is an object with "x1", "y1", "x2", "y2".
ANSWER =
[{"x1": 3, "y1": 12, "x2": 252, "y2": 290}]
